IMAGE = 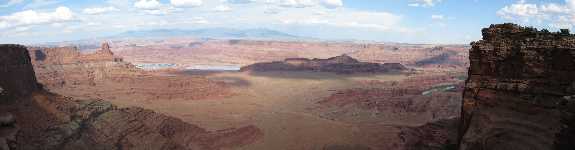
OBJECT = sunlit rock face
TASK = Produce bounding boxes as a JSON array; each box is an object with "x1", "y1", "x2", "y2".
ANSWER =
[{"x1": 459, "y1": 23, "x2": 575, "y2": 150}]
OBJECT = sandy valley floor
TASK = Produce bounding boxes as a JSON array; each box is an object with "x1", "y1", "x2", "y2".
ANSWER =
[
  {"x1": 46, "y1": 69, "x2": 462, "y2": 150},
  {"x1": 98, "y1": 71, "x2": 411, "y2": 150}
]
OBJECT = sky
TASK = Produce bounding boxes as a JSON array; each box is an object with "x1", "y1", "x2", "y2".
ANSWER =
[{"x1": 0, "y1": 0, "x2": 573, "y2": 44}]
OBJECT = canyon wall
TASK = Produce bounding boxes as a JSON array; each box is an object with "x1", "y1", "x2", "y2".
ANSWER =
[
  {"x1": 27, "y1": 42, "x2": 129, "y2": 89},
  {"x1": 459, "y1": 23, "x2": 575, "y2": 149},
  {"x1": 0, "y1": 45, "x2": 261, "y2": 150},
  {"x1": 0, "y1": 44, "x2": 39, "y2": 98},
  {"x1": 28, "y1": 43, "x2": 231, "y2": 101},
  {"x1": 112, "y1": 38, "x2": 469, "y2": 70},
  {"x1": 28, "y1": 42, "x2": 121, "y2": 65}
]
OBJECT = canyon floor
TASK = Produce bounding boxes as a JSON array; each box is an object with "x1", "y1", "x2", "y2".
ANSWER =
[
  {"x1": 48, "y1": 70, "x2": 460, "y2": 150},
  {"x1": 121, "y1": 71, "x2": 405, "y2": 150},
  {"x1": 26, "y1": 40, "x2": 465, "y2": 150}
]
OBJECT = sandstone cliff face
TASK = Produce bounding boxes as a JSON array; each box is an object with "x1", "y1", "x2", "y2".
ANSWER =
[
  {"x1": 28, "y1": 43, "x2": 231, "y2": 101},
  {"x1": 0, "y1": 45, "x2": 262, "y2": 150},
  {"x1": 28, "y1": 42, "x2": 121, "y2": 65},
  {"x1": 241, "y1": 54, "x2": 408, "y2": 74},
  {"x1": 459, "y1": 23, "x2": 575, "y2": 150},
  {"x1": 27, "y1": 44, "x2": 134, "y2": 89}
]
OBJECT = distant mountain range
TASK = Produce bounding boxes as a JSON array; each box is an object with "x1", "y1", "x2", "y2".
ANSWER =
[{"x1": 113, "y1": 28, "x2": 310, "y2": 41}]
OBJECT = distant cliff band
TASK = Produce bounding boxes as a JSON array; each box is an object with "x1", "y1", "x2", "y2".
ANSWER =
[{"x1": 240, "y1": 54, "x2": 408, "y2": 74}]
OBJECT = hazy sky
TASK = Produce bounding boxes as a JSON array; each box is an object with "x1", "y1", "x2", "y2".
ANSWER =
[{"x1": 0, "y1": 0, "x2": 572, "y2": 44}]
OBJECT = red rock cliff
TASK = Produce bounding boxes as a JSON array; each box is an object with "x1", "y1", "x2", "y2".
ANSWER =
[
  {"x1": 28, "y1": 42, "x2": 121, "y2": 65},
  {"x1": 0, "y1": 45, "x2": 262, "y2": 150},
  {"x1": 459, "y1": 23, "x2": 575, "y2": 149}
]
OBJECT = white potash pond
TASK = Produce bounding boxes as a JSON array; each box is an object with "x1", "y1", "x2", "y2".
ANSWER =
[
  {"x1": 135, "y1": 63, "x2": 177, "y2": 70},
  {"x1": 185, "y1": 65, "x2": 242, "y2": 71}
]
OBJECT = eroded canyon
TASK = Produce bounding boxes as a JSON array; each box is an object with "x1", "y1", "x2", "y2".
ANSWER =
[
  {"x1": 2, "y1": 23, "x2": 573, "y2": 150},
  {"x1": 1, "y1": 36, "x2": 468, "y2": 150}
]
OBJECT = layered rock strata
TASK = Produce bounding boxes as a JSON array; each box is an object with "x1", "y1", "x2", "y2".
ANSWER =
[
  {"x1": 459, "y1": 23, "x2": 575, "y2": 149},
  {"x1": 8, "y1": 92, "x2": 262, "y2": 150},
  {"x1": 0, "y1": 44, "x2": 262, "y2": 150},
  {"x1": 28, "y1": 42, "x2": 121, "y2": 65},
  {"x1": 28, "y1": 43, "x2": 231, "y2": 101}
]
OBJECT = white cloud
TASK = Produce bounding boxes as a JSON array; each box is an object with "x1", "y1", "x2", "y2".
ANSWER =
[
  {"x1": 83, "y1": 6, "x2": 120, "y2": 15},
  {"x1": 133, "y1": 0, "x2": 183, "y2": 15},
  {"x1": 319, "y1": 0, "x2": 342, "y2": 9},
  {"x1": 540, "y1": 3, "x2": 569, "y2": 13},
  {"x1": 142, "y1": 7, "x2": 179, "y2": 15},
  {"x1": 278, "y1": 0, "x2": 316, "y2": 8},
  {"x1": 264, "y1": 8, "x2": 281, "y2": 14},
  {"x1": 226, "y1": 0, "x2": 256, "y2": 4},
  {"x1": 214, "y1": 5, "x2": 232, "y2": 12},
  {"x1": 497, "y1": 0, "x2": 575, "y2": 29},
  {"x1": 0, "y1": 0, "x2": 24, "y2": 7},
  {"x1": 0, "y1": 22, "x2": 8, "y2": 29},
  {"x1": 567, "y1": 0, "x2": 575, "y2": 9},
  {"x1": 14, "y1": 26, "x2": 30, "y2": 32},
  {"x1": 497, "y1": 0, "x2": 539, "y2": 20},
  {"x1": 22, "y1": 0, "x2": 62, "y2": 9},
  {"x1": 170, "y1": 0, "x2": 202, "y2": 7},
  {"x1": 409, "y1": 0, "x2": 442, "y2": 7},
  {"x1": 0, "y1": 6, "x2": 74, "y2": 29},
  {"x1": 1, "y1": 0, "x2": 426, "y2": 43},
  {"x1": 134, "y1": 0, "x2": 161, "y2": 9},
  {"x1": 280, "y1": 10, "x2": 408, "y2": 32},
  {"x1": 431, "y1": 14, "x2": 444, "y2": 20},
  {"x1": 267, "y1": 0, "x2": 343, "y2": 9},
  {"x1": 189, "y1": 17, "x2": 209, "y2": 24},
  {"x1": 550, "y1": 15, "x2": 574, "y2": 29}
]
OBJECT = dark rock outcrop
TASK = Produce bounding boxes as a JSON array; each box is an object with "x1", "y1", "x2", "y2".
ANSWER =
[
  {"x1": 0, "y1": 112, "x2": 17, "y2": 150},
  {"x1": 241, "y1": 54, "x2": 408, "y2": 74},
  {"x1": 400, "y1": 118, "x2": 459, "y2": 150},
  {"x1": 459, "y1": 23, "x2": 575, "y2": 150},
  {"x1": 0, "y1": 44, "x2": 262, "y2": 150},
  {"x1": 0, "y1": 44, "x2": 39, "y2": 98}
]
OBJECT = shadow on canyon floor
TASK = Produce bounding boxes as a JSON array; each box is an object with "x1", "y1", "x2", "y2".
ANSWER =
[{"x1": 247, "y1": 71, "x2": 411, "y2": 80}]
